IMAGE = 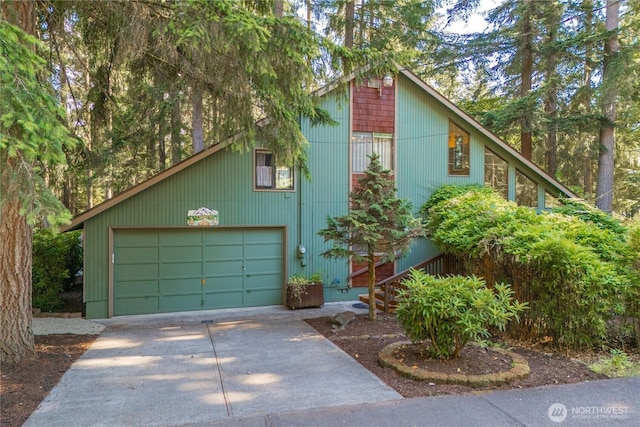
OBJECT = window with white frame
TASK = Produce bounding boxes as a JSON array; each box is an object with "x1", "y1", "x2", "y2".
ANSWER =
[
  {"x1": 254, "y1": 149, "x2": 294, "y2": 191},
  {"x1": 352, "y1": 132, "x2": 393, "y2": 173}
]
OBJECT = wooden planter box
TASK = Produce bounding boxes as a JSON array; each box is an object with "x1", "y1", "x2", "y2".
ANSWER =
[{"x1": 286, "y1": 283, "x2": 324, "y2": 309}]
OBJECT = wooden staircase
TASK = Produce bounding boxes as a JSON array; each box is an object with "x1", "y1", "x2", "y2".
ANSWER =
[{"x1": 357, "y1": 254, "x2": 462, "y2": 313}]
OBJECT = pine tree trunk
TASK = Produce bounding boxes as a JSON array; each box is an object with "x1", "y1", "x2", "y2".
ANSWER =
[
  {"x1": 192, "y1": 86, "x2": 204, "y2": 154},
  {"x1": 274, "y1": 0, "x2": 283, "y2": 17},
  {"x1": 520, "y1": 0, "x2": 533, "y2": 160},
  {"x1": 1, "y1": 164, "x2": 35, "y2": 364},
  {"x1": 582, "y1": 0, "x2": 594, "y2": 197},
  {"x1": 367, "y1": 253, "x2": 377, "y2": 320},
  {"x1": 544, "y1": 7, "x2": 559, "y2": 176},
  {"x1": 595, "y1": 0, "x2": 619, "y2": 213},
  {"x1": 170, "y1": 85, "x2": 182, "y2": 165},
  {"x1": 344, "y1": 1, "x2": 354, "y2": 74},
  {"x1": 1, "y1": 0, "x2": 37, "y2": 365}
]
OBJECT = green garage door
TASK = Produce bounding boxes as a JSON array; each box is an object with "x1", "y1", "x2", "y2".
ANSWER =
[{"x1": 113, "y1": 228, "x2": 284, "y2": 316}]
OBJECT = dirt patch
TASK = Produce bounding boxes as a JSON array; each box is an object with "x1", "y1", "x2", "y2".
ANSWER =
[
  {"x1": 0, "y1": 334, "x2": 96, "y2": 427},
  {"x1": 305, "y1": 313, "x2": 609, "y2": 398}
]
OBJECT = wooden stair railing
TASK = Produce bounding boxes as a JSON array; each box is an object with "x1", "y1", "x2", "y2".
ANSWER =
[{"x1": 358, "y1": 253, "x2": 462, "y2": 313}]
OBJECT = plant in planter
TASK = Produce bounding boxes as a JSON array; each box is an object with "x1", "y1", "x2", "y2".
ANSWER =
[{"x1": 286, "y1": 272, "x2": 324, "y2": 309}]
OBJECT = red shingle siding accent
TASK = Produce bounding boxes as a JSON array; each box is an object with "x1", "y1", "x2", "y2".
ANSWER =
[
  {"x1": 348, "y1": 79, "x2": 397, "y2": 288},
  {"x1": 352, "y1": 80, "x2": 395, "y2": 134},
  {"x1": 351, "y1": 173, "x2": 365, "y2": 189}
]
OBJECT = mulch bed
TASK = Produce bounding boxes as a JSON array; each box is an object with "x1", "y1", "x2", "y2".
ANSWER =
[
  {"x1": 1, "y1": 334, "x2": 97, "y2": 427},
  {"x1": 305, "y1": 313, "x2": 608, "y2": 398}
]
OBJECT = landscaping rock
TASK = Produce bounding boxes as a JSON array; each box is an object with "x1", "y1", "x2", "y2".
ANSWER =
[{"x1": 331, "y1": 311, "x2": 356, "y2": 330}]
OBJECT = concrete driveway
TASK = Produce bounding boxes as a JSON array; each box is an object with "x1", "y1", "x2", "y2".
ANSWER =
[{"x1": 24, "y1": 303, "x2": 402, "y2": 427}]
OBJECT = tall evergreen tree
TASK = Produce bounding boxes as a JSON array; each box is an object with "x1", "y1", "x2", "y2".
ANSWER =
[
  {"x1": 318, "y1": 154, "x2": 424, "y2": 321},
  {"x1": 596, "y1": 0, "x2": 620, "y2": 212},
  {"x1": 0, "y1": 15, "x2": 76, "y2": 363}
]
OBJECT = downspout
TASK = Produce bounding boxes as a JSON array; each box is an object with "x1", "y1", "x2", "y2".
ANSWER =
[
  {"x1": 297, "y1": 161, "x2": 305, "y2": 267},
  {"x1": 297, "y1": 113, "x2": 306, "y2": 268}
]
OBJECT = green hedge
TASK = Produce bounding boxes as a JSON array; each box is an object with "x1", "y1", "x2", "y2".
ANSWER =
[
  {"x1": 32, "y1": 229, "x2": 83, "y2": 311},
  {"x1": 421, "y1": 185, "x2": 638, "y2": 349}
]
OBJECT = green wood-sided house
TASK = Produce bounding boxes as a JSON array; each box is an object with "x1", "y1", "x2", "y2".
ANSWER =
[{"x1": 64, "y1": 66, "x2": 576, "y2": 319}]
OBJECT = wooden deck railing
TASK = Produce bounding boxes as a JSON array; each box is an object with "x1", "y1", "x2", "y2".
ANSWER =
[{"x1": 358, "y1": 253, "x2": 464, "y2": 313}]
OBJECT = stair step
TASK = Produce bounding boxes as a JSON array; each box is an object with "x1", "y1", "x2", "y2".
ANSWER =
[{"x1": 358, "y1": 293, "x2": 397, "y2": 313}]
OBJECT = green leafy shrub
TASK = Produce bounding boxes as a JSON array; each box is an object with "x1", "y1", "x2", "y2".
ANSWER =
[
  {"x1": 625, "y1": 216, "x2": 640, "y2": 345},
  {"x1": 395, "y1": 269, "x2": 526, "y2": 360},
  {"x1": 32, "y1": 229, "x2": 83, "y2": 311},
  {"x1": 589, "y1": 349, "x2": 640, "y2": 378},
  {"x1": 421, "y1": 185, "x2": 636, "y2": 350},
  {"x1": 551, "y1": 198, "x2": 627, "y2": 238},
  {"x1": 419, "y1": 184, "x2": 493, "y2": 218}
]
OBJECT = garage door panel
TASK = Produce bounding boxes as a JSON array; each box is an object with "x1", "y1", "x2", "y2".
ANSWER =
[
  {"x1": 244, "y1": 230, "x2": 281, "y2": 243},
  {"x1": 204, "y1": 275, "x2": 244, "y2": 290},
  {"x1": 245, "y1": 272, "x2": 281, "y2": 290},
  {"x1": 159, "y1": 294, "x2": 202, "y2": 312},
  {"x1": 116, "y1": 297, "x2": 159, "y2": 315},
  {"x1": 116, "y1": 264, "x2": 159, "y2": 281},
  {"x1": 117, "y1": 231, "x2": 159, "y2": 246},
  {"x1": 202, "y1": 291, "x2": 244, "y2": 309},
  {"x1": 204, "y1": 244, "x2": 243, "y2": 260},
  {"x1": 117, "y1": 248, "x2": 158, "y2": 263},
  {"x1": 159, "y1": 231, "x2": 201, "y2": 245},
  {"x1": 116, "y1": 280, "x2": 159, "y2": 297},
  {"x1": 160, "y1": 262, "x2": 201, "y2": 279},
  {"x1": 159, "y1": 278, "x2": 202, "y2": 294},
  {"x1": 114, "y1": 228, "x2": 284, "y2": 316},
  {"x1": 160, "y1": 245, "x2": 202, "y2": 263},
  {"x1": 203, "y1": 260, "x2": 243, "y2": 276}
]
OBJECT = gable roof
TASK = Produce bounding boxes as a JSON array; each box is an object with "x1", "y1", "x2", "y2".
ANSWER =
[
  {"x1": 62, "y1": 65, "x2": 577, "y2": 232},
  {"x1": 62, "y1": 134, "x2": 238, "y2": 231},
  {"x1": 395, "y1": 66, "x2": 576, "y2": 199}
]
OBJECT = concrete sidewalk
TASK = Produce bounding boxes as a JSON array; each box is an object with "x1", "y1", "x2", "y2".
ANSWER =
[
  {"x1": 205, "y1": 376, "x2": 639, "y2": 427},
  {"x1": 24, "y1": 303, "x2": 639, "y2": 427}
]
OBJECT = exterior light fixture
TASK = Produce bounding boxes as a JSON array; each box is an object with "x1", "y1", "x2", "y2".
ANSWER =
[{"x1": 382, "y1": 75, "x2": 393, "y2": 87}]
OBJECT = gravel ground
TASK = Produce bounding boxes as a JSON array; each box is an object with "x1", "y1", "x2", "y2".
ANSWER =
[{"x1": 32, "y1": 317, "x2": 105, "y2": 335}]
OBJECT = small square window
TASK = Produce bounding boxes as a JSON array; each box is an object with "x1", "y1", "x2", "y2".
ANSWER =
[
  {"x1": 448, "y1": 121, "x2": 470, "y2": 176},
  {"x1": 254, "y1": 149, "x2": 294, "y2": 191}
]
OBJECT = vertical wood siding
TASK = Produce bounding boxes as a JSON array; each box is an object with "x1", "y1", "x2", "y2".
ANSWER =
[
  {"x1": 83, "y1": 73, "x2": 569, "y2": 317},
  {"x1": 299, "y1": 88, "x2": 352, "y2": 292}
]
